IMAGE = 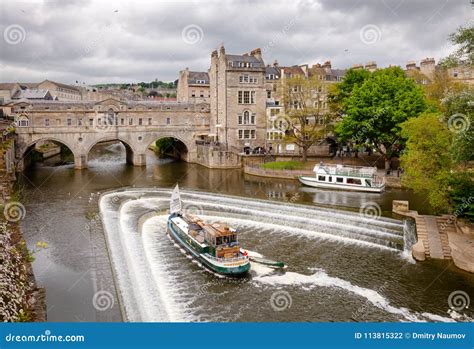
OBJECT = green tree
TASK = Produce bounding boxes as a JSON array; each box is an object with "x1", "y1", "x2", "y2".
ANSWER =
[
  {"x1": 335, "y1": 67, "x2": 426, "y2": 169},
  {"x1": 439, "y1": 25, "x2": 474, "y2": 68},
  {"x1": 443, "y1": 88, "x2": 474, "y2": 164},
  {"x1": 279, "y1": 75, "x2": 334, "y2": 162},
  {"x1": 328, "y1": 68, "x2": 371, "y2": 112},
  {"x1": 400, "y1": 113, "x2": 453, "y2": 213}
]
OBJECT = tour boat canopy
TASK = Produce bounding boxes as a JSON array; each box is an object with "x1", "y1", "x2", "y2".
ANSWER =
[{"x1": 313, "y1": 163, "x2": 377, "y2": 178}]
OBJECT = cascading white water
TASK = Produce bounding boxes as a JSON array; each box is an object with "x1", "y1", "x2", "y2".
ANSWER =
[{"x1": 99, "y1": 188, "x2": 461, "y2": 323}]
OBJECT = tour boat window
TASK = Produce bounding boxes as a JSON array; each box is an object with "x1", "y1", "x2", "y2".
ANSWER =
[
  {"x1": 328, "y1": 176, "x2": 332, "y2": 182},
  {"x1": 365, "y1": 179, "x2": 372, "y2": 187},
  {"x1": 336, "y1": 177, "x2": 343, "y2": 183},
  {"x1": 347, "y1": 178, "x2": 362, "y2": 185},
  {"x1": 318, "y1": 175, "x2": 326, "y2": 181}
]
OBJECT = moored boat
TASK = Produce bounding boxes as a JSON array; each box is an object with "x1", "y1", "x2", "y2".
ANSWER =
[
  {"x1": 166, "y1": 185, "x2": 250, "y2": 276},
  {"x1": 298, "y1": 162, "x2": 385, "y2": 193}
]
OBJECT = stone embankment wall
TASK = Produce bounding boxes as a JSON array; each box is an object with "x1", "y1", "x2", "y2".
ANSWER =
[
  {"x1": 196, "y1": 144, "x2": 241, "y2": 168},
  {"x1": 0, "y1": 131, "x2": 46, "y2": 321}
]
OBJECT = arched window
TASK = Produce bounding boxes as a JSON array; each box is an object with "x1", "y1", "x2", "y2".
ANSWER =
[
  {"x1": 17, "y1": 115, "x2": 29, "y2": 127},
  {"x1": 106, "y1": 108, "x2": 116, "y2": 126},
  {"x1": 243, "y1": 110, "x2": 250, "y2": 124}
]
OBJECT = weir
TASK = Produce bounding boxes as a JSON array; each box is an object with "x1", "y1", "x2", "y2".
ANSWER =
[{"x1": 96, "y1": 188, "x2": 464, "y2": 323}]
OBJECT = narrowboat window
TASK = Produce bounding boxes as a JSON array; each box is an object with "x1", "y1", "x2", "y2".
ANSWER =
[
  {"x1": 347, "y1": 178, "x2": 362, "y2": 185},
  {"x1": 336, "y1": 177, "x2": 343, "y2": 183},
  {"x1": 318, "y1": 175, "x2": 326, "y2": 181}
]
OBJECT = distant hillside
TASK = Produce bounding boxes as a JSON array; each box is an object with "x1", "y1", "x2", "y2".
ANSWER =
[{"x1": 93, "y1": 80, "x2": 176, "y2": 90}]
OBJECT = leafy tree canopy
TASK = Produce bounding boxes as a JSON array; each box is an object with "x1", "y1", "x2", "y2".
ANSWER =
[
  {"x1": 335, "y1": 66, "x2": 426, "y2": 163},
  {"x1": 400, "y1": 113, "x2": 453, "y2": 213}
]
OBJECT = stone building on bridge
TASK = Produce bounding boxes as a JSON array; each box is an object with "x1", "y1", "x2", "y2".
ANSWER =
[{"x1": 12, "y1": 98, "x2": 211, "y2": 170}]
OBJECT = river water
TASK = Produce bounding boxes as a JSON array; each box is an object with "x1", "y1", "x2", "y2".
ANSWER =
[{"x1": 18, "y1": 142, "x2": 474, "y2": 322}]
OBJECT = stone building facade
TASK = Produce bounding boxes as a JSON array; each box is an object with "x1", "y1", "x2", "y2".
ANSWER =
[
  {"x1": 176, "y1": 68, "x2": 210, "y2": 103},
  {"x1": 209, "y1": 46, "x2": 267, "y2": 152}
]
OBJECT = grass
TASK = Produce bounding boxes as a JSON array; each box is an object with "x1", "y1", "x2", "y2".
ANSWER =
[{"x1": 260, "y1": 161, "x2": 305, "y2": 170}]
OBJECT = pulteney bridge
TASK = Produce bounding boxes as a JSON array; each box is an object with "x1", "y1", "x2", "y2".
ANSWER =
[{"x1": 12, "y1": 98, "x2": 212, "y2": 170}]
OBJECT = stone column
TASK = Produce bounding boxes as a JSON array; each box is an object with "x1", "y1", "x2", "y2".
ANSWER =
[
  {"x1": 132, "y1": 153, "x2": 147, "y2": 166},
  {"x1": 74, "y1": 154, "x2": 88, "y2": 169}
]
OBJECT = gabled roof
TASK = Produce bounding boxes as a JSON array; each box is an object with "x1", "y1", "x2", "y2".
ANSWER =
[{"x1": 39, "y1": 80, "x2": 81, "y2": 92}]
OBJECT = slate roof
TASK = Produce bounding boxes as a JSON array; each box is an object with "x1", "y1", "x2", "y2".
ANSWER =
[{"x1": 188, "y1": 71, "x2": 210, "y2": 85}]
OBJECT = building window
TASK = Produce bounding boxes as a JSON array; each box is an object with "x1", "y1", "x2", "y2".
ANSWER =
[
  {"x1": 238, "y1": 110, "x2": 256, "y2": 125},
  {"x1": 18, "y1": 116, "x2": 29, "y2": 127},
  {"x1": 129, "y1": 118, "x2": 133, "y2": 125},
  {"x1": 138, "y1": 118, "x2": 143, "y2": 126},
  {"x1": 238, "y1": 91, "x2": 256, "y2": 104},
  {"x1": 67, "y1": 118, "x2": 72, "y2": 126},
  {"x1": 267, "y1": 90, "x2": 272, "y2": 98},
  {"x1": 166, "y1": 117, "x2": 170, "y2": 125},
  {"x1": 270, "y1": 108, "x2": 280, "y2": 116},
  {"x1": 148, "y1": 118, "x2": 152, "y2": 125},
  {"x1": 120, "y1": 118, "x2": 125, "y2": 125},
  {"x1": 44, "y1": 118, "x2": 49, "y2": 126},
  {"x1": 89, "y1": 118, "x2": 93, "y2": 126},
  {"x1": 200, "y1": 91, "x2": 204, "y2": 97},
  {"x1": 191, "y1": 90, "x2": 196, "y2": 97},
  {"x1": 77, "y1": 119, "x2": 82, "y2": 126},
  {"x1": 240, "y1": 75, "x2": 249, "y2": 83},
  {"x1": 238, "y1": 129, "x2": 256, "y2": 139}
]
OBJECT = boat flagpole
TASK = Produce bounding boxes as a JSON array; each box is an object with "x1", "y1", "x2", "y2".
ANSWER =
[{"x1": 170, "y1": 184, "x2": 182, "y2": 215}]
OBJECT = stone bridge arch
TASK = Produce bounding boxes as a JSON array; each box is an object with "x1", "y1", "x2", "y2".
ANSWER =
[
  {"x1": 16, "y1": 135, "x2": 79, "y2": 171},
  {"x1": 142, "y1": 134, "x2": 194, "y2": 162},
  {"x1": 84, "y1": 136, "x2": 138, "y2": 167}
]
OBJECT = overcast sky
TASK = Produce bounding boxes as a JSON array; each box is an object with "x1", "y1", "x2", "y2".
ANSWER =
[{"x1": 0, "y1": 0, "x2": 472, "y2": 85}]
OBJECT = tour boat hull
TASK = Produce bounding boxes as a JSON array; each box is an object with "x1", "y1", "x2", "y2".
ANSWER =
[
  {"x1": 298, "y1": 176, "x2": 385, "y2": 193},
  {"x1": 167, "y1": 219, "x2": 250, "y2": 276}
]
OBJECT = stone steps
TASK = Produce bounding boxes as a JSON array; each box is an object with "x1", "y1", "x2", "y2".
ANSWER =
[{"x1": 413, "y1": 215, "x2": 452, "y2": 260}]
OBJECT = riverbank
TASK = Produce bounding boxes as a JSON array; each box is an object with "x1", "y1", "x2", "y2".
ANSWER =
[
  {"x1": 0, "y1": 132, "x2": 46, "y2": 322},
  {"x1": 244, "y1": 160, "x2": 402, "y2": 189}
]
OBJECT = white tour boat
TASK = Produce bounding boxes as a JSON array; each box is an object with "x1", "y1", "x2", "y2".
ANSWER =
[{"x1": 298, "y1": 163, "x2": 385, "y2": 193}]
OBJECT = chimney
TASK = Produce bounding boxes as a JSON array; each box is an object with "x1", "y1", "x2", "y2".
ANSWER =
[
  {"x1": 322, "y1": 61, "x2": 332, "y2": 74},
  {"x1": 406, "y1": 61, "x2": 417, "y2": 70},
  {"x1": 219, "y1": 44, "x2": 225, "y2": 56},
  {"x1": 420, "y1": 57, "x2": 435, "y2": 79},
  {"x1": 250, "y1": 48, "x2": 262, "y2": 60},
  {"x1": 364, "y1": 61, "x2": 377, "y2": 72}
]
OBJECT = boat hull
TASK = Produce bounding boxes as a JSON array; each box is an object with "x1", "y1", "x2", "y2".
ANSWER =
[
  {"x1": 167, "y1": 219, "x2": 250, "y2": 276},
  {"x1": 298, "y1": 176, "x2": 385, "y2": 193}
]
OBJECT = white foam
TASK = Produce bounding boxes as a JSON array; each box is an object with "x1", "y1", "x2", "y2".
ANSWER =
[{"x1": 254, "y1": 269, "x2": 455, "y2": 323}]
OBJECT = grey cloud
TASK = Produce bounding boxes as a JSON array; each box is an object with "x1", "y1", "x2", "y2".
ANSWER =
[{"x1": 0, "y1": 0, "x2": 471, "y2": 84}]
